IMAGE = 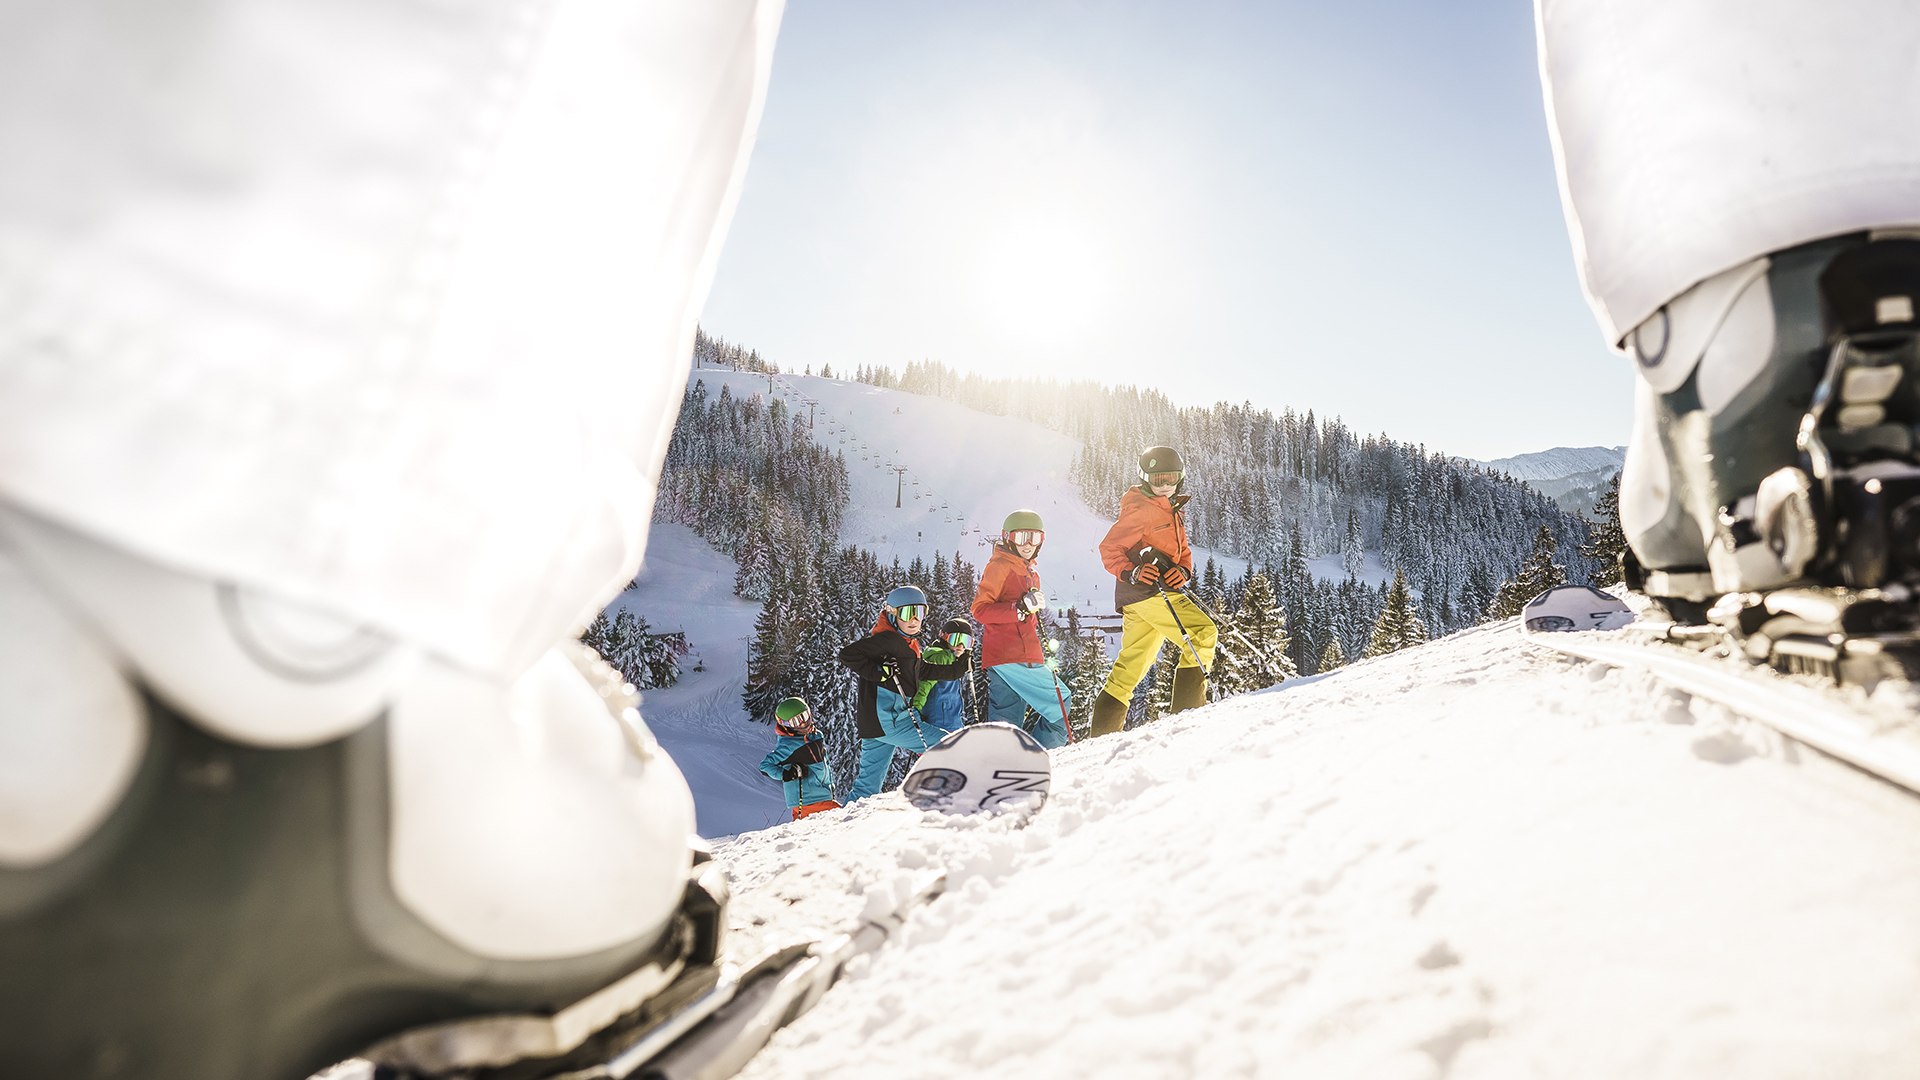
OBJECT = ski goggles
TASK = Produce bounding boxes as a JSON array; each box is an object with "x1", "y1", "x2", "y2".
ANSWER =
[
  {"x1": 777, "y1": 708, "x2": 815, "y2": 731},
  {"x1": 1007, "y1": 529, "x2": 1044, "y2": 547},
  {"x1": 1146, "y1": 471, "x2": 1183, "y2": 487},
  {"x1": 946, "y1": 631, "x2": 972, "y2": 650},
  {"x1": 891, "y1": 603, "x2": 928, "y2": 621}
]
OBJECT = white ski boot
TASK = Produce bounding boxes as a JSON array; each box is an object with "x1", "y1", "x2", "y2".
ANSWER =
[
  {"x1": 1622, "y1": 232, "x2": 1920, "y2": 682},
  {"x1": 0, "y1": 508, "x2": 723, "y2": 1079}
]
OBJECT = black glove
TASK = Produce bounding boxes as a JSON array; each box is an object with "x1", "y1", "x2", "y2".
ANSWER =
[{"x1": 780, "y1": 765, "x2": 805, "y2": 782}]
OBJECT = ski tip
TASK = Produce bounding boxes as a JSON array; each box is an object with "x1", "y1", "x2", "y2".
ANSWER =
[
  {"x1": 1520, "y1": 584, "x2": 1636, "y2": 634},
  {"x1": 902, "y1": 722, "x2": 1052, "y2": 817}
]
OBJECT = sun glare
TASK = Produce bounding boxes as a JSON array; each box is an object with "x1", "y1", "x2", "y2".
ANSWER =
[{"x1": 973, "y1": 213, "x2": 1108, "y2": 345}]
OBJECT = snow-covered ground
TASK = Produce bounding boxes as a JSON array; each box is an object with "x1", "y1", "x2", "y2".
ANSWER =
[
  {"x1": 612, "y1": 377, "x2": 1920, "y2": 1074},
  {"x1": 618, "y1": 372, "x2": 1920, "y2": 1068},
  {"x1": 719, "y1": 623, "x2": 1920, "y2": 1078}
]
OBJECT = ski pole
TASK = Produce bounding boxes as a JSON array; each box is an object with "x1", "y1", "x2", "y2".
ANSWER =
[
  {"x1": 1167, "y1": 588, "x2": 1290, "y2": 680},
  {"x1": 1156, "y1": 585, "x2": 1209, "y2": 672},
  {"x1": 883, "y1": 662, "x2": 935, "y2": 751},
  {"x1": 1047, "y1": 669, "x2": 1074, "y2": 744},
  {"x1": 1175, "y1": 587, "x2": 1285, "y2": 684},
  {"x1": 961, "y1": 654, "x2": 984, "y2": 726}
]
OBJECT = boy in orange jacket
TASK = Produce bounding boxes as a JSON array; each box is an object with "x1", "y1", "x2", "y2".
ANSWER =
[{"x1": 1089, "y1": 447, "x2": 1218, "y2": 736}]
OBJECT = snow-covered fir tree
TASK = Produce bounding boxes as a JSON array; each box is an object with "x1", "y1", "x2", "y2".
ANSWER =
[
  {"x1": 1580, "y1": 471, "x2": 1625, "y2": 588},
  {"x1": 1213, "y1": 571, "x2": 1298, "y2": 697},
  {"x1": 1316, "y1": 636, "x2": 1346, "y2": 673},
  {"x1": 1488, "y1": 524, "x2": 1568, "y2": 619},
  {"x1": 1363, "y1": 569, "x2": 1428, "y2": 658},
  {"x1": 581, "y1": 610, "x2": 688, "y2": 692},
  {"x1": 1055, "y1": 608, "x2": 1108, "y2": 738}
]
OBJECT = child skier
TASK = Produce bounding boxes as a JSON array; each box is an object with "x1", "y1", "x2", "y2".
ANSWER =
[
  {"x1": 913, "y1": 617, "x2": 976, "y2": 735},
  {"x1": 758, "y1": 697, "x2": 839, "y2": 820},
  {"x1": 971, "y1": 510, "x2": 1072, "y2": 748},
  {"x1": 1089, "y1": 447, "x2": 1218, "y2": 736},
  {"x1": 836, "y1": 585, "x2": 972, "y2": 801}
]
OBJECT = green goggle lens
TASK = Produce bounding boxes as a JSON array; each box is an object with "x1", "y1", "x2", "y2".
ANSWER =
[
  {"x1": 894, "y1": 604, "x2": 927, "y2": 621},
  {"x1": 947, "y1": 632, "x2": 971, "y2": 650}
]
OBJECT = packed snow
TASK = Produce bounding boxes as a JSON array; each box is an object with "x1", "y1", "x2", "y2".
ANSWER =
[{"x1": 718, "y1": 623, "x2": 1920, "y2": 1078}]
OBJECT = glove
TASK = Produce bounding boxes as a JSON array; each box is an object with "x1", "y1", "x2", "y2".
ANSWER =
[
  {"x1": 780, "y1": 765, "x2": 805, "y2": 782},
  {"x1": 1129, "y1": 562, "x2": 1162, "y2": 586},
  {"x1": 1163, "y1": 564, "x2": 1190, "y2": 589},
  {"x1": 1016, "y1": 589, "x2": 1045, "y2": 616},
  {"x1": 876, "y1": 660, "x2": 901, "y2": 687}
]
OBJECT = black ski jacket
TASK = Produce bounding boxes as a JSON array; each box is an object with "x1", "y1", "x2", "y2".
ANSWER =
[{"x1": 836, "y1": 619, "x2": 971, "y2": 740}]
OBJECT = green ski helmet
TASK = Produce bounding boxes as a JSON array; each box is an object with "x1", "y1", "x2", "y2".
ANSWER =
[
  {"x1": 1002, "y1": 509, "x2": 1045, "y2": 552},
  {"x1": 1138, "y1": 445, "x2": 1185, "y2": 489},
  {"x1": 773, "y1": 696, "x2": 815, "y2": 735}
]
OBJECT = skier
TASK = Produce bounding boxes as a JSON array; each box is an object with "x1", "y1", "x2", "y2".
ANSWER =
[
  {"x1": 1538, "y1": 0, "x2": 1920, "y2": 657},
  {"x1": 836, "y1": 586, "x2": 972, "y2": 801},
  {"x1": 760, "y1": 697, "x2": 839, "y2": 820},
  {"x1": 913, "y1": 617, "x2": 976, "y2": 735},
  {"x1": 0, "y1": 1, "x2": 781, "y2": 1077},
  {"x1": 971, "y1": 510, "x2": 1073, "y2": 748},
  {"x1": 1088, "y1": 448, "x2": 1219, "y2": 737}
]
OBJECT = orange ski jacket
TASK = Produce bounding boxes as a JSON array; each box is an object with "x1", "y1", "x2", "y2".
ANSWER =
[{"x1": 1099, "y1": 487, "x2": 1194, "y2": 610}]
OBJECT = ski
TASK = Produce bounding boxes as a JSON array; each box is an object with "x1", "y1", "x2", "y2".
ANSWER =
[{"x1": 1520, "y1": 585, "x2": 1920, "y2": 797}]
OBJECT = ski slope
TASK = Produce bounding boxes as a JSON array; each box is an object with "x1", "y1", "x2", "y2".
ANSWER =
[
  {"x1": 718, "y1": 622, "x2": 1920, "y2": 1079},
  {"x1": 618, "y1": 377, "x2": 1920, "y2": 1075}
]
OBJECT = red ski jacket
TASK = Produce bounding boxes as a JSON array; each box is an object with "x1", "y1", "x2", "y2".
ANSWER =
[{"x1": 971, "y1": 542, "x2": 1047, "y2": 668}]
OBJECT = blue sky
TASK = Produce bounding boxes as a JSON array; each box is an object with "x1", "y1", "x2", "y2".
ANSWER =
[{"x1": 701, "y1": 0, "x2": 1631, "y2": 461}]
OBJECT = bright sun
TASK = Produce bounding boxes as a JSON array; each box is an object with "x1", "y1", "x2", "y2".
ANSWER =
[{"x1": 972, "y1": 212, "x2": 1108, "y2": 345}]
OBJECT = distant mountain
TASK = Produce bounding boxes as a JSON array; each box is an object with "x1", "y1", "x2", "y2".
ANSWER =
[{"x1": 1477, "y1": 446, "x2": 1625, "y2": 517}]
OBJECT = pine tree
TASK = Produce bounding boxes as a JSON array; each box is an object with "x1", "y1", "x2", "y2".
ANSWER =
[
  {"x1": 1580, "y1": 471, "x2": 1625, "y2": 588},
  {"x1": 1362, "y1": 569, "x2": 1429, "y2": 658},
  {"x1": 1227, "y1": 571, "x2": 1299, "y2": 689},
  {"x1": 1316, "y1": 635, "x2": 1346, "y2": 673},
  {"x1": 1489, "y1": 525, "x2": 1567, "y2": 619},
  {"x1": 1342, "y1": 508, "x2": 1364, "y2": 580}
]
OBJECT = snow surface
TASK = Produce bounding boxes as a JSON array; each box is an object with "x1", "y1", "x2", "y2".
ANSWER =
[
  {"x1": 719, "y1": 624, "x2": 1920, "y2": 1079},
  {"x1": 616, "y1": 379, "x2": 1920, "y2": 1075}
]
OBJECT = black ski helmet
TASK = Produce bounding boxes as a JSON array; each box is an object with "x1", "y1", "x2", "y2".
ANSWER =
[
  {"x1": 941, "y1": 616, "x2": 972, "y2": 637},
  {"x1": 1139, "y1": 445, "x2": 1185, "y2": 489}
]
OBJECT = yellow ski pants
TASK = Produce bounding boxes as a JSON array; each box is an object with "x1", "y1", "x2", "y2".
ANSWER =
[{"x1": 1101, "y1": 592, "x2": 1217, "y2": 704}]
